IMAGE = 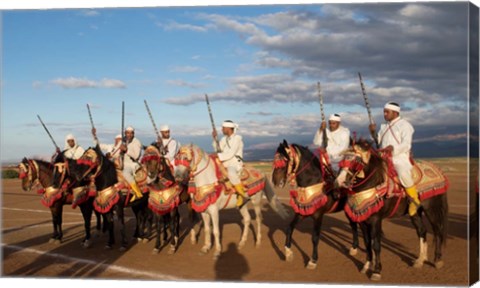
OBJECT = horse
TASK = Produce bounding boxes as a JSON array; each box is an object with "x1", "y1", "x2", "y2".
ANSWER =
[
  {"x1": 174, "y1": 144, "x2": 289, "y2": 259},
  {"x1": 142, "y1": 144, "x2": 198, "y2": 254},
  {"x1": 271, "y1": 140, "x2": 359, "y2": 269},
  {"x1": 19, "y1": 156, "x2": 102, "y2": 246},
  {"x1": 334, "y1": 139, "x2": 448, "y2": 281},
  {"x1": 71, "y1": 145, "x2": 161, "y2": 250}
]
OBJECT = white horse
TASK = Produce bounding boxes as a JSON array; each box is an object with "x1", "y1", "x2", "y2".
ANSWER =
[{"x1": 174, "y1": 144, "x2": 289, "y2": 259}]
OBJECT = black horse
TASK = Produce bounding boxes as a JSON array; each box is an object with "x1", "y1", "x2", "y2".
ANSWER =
[
  {"x1": 42, "y1": 152, "x2": 103, "y2": 247},
  {"x1": 272, "y1": 140, "x2": 359, "y2": 269},
  {"x1": 142, "y1": 144, "x2": 197, "y2": 254},
  {"x1": 335, "y1": 139, "x2": 448, "y2": 281}
]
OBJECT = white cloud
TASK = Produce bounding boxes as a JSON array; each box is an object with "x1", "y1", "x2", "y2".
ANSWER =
[
  {"x1": 79, "y1": 10, "x2": 100, "y2": 17},
  {"x1": 166, "y1": 79, "x2": 206, "y2": 89},
  {"x1": 50, "y1": 77, "x2": 126, "y2": 89},
  {"x1": 170, "y1": 65, "x2": 203, "y2": 73},
  {"x1": 32, "y1": 81, "x2": 43, "y2": 89},
  {"x1": 156, "y1": 20, "x2": 208, "y2": 32}
]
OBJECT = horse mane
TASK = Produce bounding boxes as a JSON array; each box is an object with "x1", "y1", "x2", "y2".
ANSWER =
[
  {"x1": 30, "y1": 159, "x2": 54, "y2": 170},
  {"x1": 291, "y1": 144, "x2": 322, "y2": 171}
]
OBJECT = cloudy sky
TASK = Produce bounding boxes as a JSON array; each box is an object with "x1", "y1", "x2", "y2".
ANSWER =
[{"x1": 1, "y1": 1, "x2": 478, "y2": 162}]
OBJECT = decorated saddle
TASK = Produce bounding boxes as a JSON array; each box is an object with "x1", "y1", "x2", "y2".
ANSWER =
[
  {"x1": 345, "y1": 159, "x2": 448, "y2": 222},
  {"x1": 289, "y1": 182, "x2": 328, "y2": 216},
  {"x1": 148, "y1": 184, "x2": 181, "y2": 215}
]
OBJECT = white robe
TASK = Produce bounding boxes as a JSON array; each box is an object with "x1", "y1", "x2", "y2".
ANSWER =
[
  {"x1": 213, "y1": 133, "x2": 243, "y2": 185},
  {"x1": 161, "y1": 137, "x2": 180, "y2": 165},
  {"x1": 122, "y1": 137, "x2": 142, "y2": 183},
  {"x1": 313, "y1": 125, "x2": 350, "y2": 170},
  {"x1": 377, "y1": 116, "x2": 415, "y2": 187},
  {"x1": 64, "y1": 136, "x2": 84, "y2": 160},
  {"x1": 93, "y1": 139, "x2": 122, "y2": 160}
]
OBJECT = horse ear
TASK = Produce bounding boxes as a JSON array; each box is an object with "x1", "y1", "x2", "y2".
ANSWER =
[
  {"x1": 283, "y1": 139, "x2": 288, "y2": 147},
  {"x1": 22, "y1": 157, "x2": 28, "y2": 163}
]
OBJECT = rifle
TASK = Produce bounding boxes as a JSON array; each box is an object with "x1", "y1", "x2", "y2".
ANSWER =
[
  {"x1": 358, "y1": 72, "x2": 379, "y2": 148},
  {"x1": 143, "y1": 99, "x2": 165, "y2": 154},
  {"x1": 37, "y1": 115, "x2": 60, "y2": 151},
  {"x1": 86, "y1": 103, "x2": 99, "y2": 143},
  {"x1": 317, "y1": 82, "x2": 328, "y2": 149},
  {"x1": 205, "y1": 94, "x2": 221, "y2": 152}
]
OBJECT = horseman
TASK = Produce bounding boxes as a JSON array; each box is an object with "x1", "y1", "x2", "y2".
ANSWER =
[
  {"x1": 91, "y1": 128, "x2": 123, "y2": 166},
  {"x1": 157, "y1": 125, "x2": 181, "y2": 167},
  {"x1": 120, "y1": 126, "x2": 144, "y2": 202},
  {"x1": 313, "y1": 113, "x2": 351, "y2": 172},
  {"x1": 212, "y1": 120, "x2": 248, "y2": 208},
  {"x1": 60, "y1": 134, "x2": 85, "y2": 160},
  {"x1": 369, "y1": 102, "x2": 420, "y2": 216}
]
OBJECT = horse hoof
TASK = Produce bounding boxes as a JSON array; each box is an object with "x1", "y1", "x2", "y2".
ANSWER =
[
  {"x1": 54, "y1": 239, "x2": 61, "y2": 245},
  {"x1": 152, "y1": 248, "x2": 160, "y2": 255},
  {"x1": 413, "y1": 259, "x2": 425, "y2": 269},
  {"x1": 105, "y1": 245, "x2": 113, "y2": 250},
  {"x1": 119, "y1": 246, "x2": 127, "y2": 252},
  {"x1": 238, "y1": 241, "x2": 246, "y2": 250},
  {"x1": 306, "y1": 260, "x2": 317, "y2": 270},
  {"x1": 370, "y1": 273, "x2": 381, "y2": 281},
  {"x1": 213, "y1": 251, "x2": 221, "y2": 260},
  {"x1": 255, "y1": 241, "x2": 261, "y2": 248},
  {"x1": 137, "y1": 238, "x2": 143, "y2": 243},
  {"x1": 199, "y1": 247, "x2": 210, "y2": 255},
  {"x1": 349, "y1": 247, "x2": 358, "y2": 256},
  {"x1": 361, "y1": 262, "x2": 371, "y2": 274},
  {"x1": 435, "y1": 260, "x2": 444, "y2": 269},
  {"x1": 82, "y1": 240, "x2": 92, "y2": 249},
  {"x1": 285, "y1": 249, "x2": 294, "y2": 262},
  {"x1": 49, "y1": 238, "x2": 56, "y2": 244},
  {"x1": 167, "y1": 246, "x2": 176, "y2": 255},
  {"x1": 191, "y1": 238, "x2": 197, "y2": 245},
  {"x1": 142, "y1": 238, "x2": 149, "y2": 244}
]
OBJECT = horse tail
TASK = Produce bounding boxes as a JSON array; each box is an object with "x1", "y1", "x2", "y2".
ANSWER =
[
  {"x1": 263, "y1": 177, "x2": 290, "y2": 220},
  {"x1": 426, "y1": 193, "x2": 449, "y2": 247}
]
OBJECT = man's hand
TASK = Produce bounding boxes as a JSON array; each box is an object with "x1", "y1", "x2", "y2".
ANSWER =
[
  {"x1": 383, "y1": 145, "x2": 394, "y2": 153},
  {"x1": 368, "y1": 123, "x2": 377, "y2": 135},
  {"x1": 212, "y1": 130, "x2": 218, "y2": 139},
  {"x1": 120, "y1": 144, "x2": 127, "y2": 152},
  {"x1": 91, "y1": 127, "x2": 97, "y2": 136},
  {"x1": 320, "y1": 121, "x2": 327, "y2": 131}
]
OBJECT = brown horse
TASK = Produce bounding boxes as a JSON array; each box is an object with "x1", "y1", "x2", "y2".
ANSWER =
[
  {"x1": 271, "y1": 140, "x2": 359, "y2": 269},
  {"x1": 334, "y1": 139, "x2": 448, "y2": 281},
  {"x1": 142, "y1": 144, "x2": 198, "y2": 254},
  {"x1": 19, "y1": 156, "x2": 102, "y2": 246}
]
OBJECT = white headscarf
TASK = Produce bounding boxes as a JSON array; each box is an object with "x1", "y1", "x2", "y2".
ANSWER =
[{"x1": 64, "y1": 134, "x2": 77, "y2": 150}]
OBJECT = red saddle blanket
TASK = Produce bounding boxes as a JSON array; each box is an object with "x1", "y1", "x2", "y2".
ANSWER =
[
  {"x1": 345, "y1": 160, "x2": 448, "y2": 222},
  {"x1": 148, "y1": 184, "x2": 181, "y2": 216}
]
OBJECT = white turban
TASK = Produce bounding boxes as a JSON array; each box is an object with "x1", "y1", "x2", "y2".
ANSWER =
[
  {"x1": 160, "y1": 125, "x2": 170, "y2": 132},
  {"x1": 125, "y1": 126, "x2": 135, "y2": 132},
  {"x1": 115, "y1": 134, "x2": 122, "y2": 139},
  {"x1": 329, "y1": 114, "x2": 341, "y2": 122},
  {"x1": 65, "y1": 134, "x2": 75, "y2": 141},
  {"x1": 222, "y1": 121, "x2": 238, "y2": 129},
  {"x1": 384, "y1": 102, "x2": 401, "y2": 113}
]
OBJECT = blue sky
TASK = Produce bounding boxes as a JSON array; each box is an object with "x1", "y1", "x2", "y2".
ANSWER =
[{"x1": 1, "y1": 1, "x2": 478, "y2": 162}]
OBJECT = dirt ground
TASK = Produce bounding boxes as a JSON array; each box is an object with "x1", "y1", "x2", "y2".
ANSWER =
[{"x1": 1, "y1": 158, "x2": 478, "y2": 286}]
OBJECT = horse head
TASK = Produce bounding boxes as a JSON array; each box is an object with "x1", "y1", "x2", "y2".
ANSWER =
[
  {"x1": 141, "y1": 145, "x2": 164, "y2": 181},
  {"x1": 272, "y1": 140, "x2": 291, "y2": 188},
  {"x1": 335, "y1": 138, "x2": 380, "y2": 190},
  {"x1": 174, "y1": 144, "x2": 196, "y2": 185},
  {"x1": 19, "y1": 158, "x2": 35, "y2": 191}
]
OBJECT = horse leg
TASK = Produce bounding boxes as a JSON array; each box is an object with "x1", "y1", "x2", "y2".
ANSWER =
[
  {"x1": 168, "y1": 209, "x2": 180, "y2": 254},
  {"x1": 188, "y1": 202, "x2": 198, "y2": 245},
  {"x1": 210, "y1": 207, "x2": 222, "y2": 259},
  {"x1": 116, "y1": 204, "x2": 128, "y2": 251},
  {"x1": 79, "y1": 202, "x2": 93, "y2": 248},
  {"x1": 163, "y1": 214, "x2": 170, "y2": 242},
  {"x1": 370, "y1": 217, "x2": 383, "y2": 281},
  {"x1": 131, "y1": 205, "x2": 141, "y2": 241},
  {"x1": 410, "y1": 211, "x2": 428, "y2": 268},
  {"x1": 306, "y1": 213, "x2": 324, "y2": 270},
  {"x1": 153, "y1": 214, "x2": 161, "y2": 254},
  {"x1": 252, "y1": 193, "x2": 263, "y2": 248},
  {"x1": 360, "y1": 222, "x2": 373, "y2": 274},
  {"x1": 105, "y1": 211, "x2": 115, "y2": 249},
  {"x1": 200, "y1": 212, "x2": 212, "y2": 255},
  {"x1": 49, "y1": 207, "x2": 59, "y2": 243},
  {"x1": 347, "y1": 213, "x2": 360, "y2": 256},
  {"x1": 285, "y1": 213, "x2": 301, "y2": 262},
  {"x1": 238, "y1": 204, "x2": 252, "y2": 249},
  {"x1": 94, "y1": 209, "x2": 102, "y2": 234}
]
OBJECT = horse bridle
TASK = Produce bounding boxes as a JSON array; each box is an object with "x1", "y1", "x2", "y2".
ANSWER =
[
  {"x1": 142, "y1": 146, "x2": 174, "y2": 179},
  {"x1": 19, "y1": 160, "x2": 40, "y2": 191},
  {"x1": 273, "y1": 145, "x2": 316, "y2": 186},
  {"x1": 174, "y1": 145, "x2": 209, "y2": 178}
]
